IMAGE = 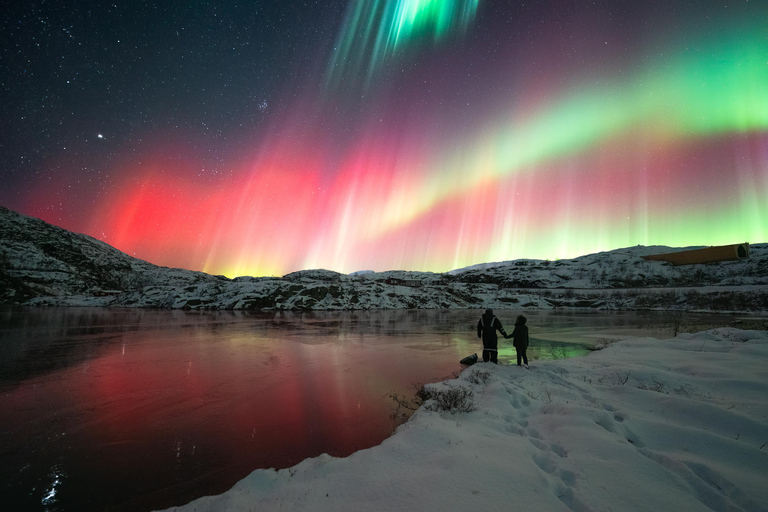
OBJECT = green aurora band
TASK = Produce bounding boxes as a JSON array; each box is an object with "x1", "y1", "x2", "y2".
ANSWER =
[
  {"x1": 325, "y1": 0, "x2": 480, "y2": 92},
  {"x1": 376, "y1": 22, "x2": 768, "y2": 260}
]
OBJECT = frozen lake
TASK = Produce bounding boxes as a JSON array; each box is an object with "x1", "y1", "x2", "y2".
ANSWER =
[{"x1": 0, "y1": 307, "x2": 731, "y2": 511}]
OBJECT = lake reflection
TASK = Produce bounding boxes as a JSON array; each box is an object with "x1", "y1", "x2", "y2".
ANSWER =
[{"x1": 0, "y1": 307, "x2": 678, "y2": 511}]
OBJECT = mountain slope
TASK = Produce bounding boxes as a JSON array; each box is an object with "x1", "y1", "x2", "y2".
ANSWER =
[
  {"x1": 0, "y1": 206, "x2": 222, "y2": 302},
  {"x1": 2, "y1": 206, "x2": 767, "y2": 311}
]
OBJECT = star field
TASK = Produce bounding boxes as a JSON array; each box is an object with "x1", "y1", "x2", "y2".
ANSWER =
[{"x1": 1, "y1": 0, "x2": 766, "y2": 277}]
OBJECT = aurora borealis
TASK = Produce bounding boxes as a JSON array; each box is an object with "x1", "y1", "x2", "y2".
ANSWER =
[{"x1": 2, "y1": 1, "x2": 767, "y2": 277}]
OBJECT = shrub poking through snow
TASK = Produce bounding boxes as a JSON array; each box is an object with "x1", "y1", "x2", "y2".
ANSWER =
[
  {"x1": 464, "y1": 368, "x2": 492, "y2": 385},
  {"x1": 422, "y1": 384, "x2": 477, "y2": 414},
  {"x1": 391, "y1": 381, "x2": 477, "y2": 418},
  {"x1": 390, "y1": 382, "x2": 429, "y2": 412}
]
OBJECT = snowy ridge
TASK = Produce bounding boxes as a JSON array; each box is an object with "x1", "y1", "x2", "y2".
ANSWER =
[
  {"x1": 0, "y1": 206, "x2": 222, "y2": 304},
  {"x1": 159, "y1": 329, "x2": 768, "y2": 512},
  {"x1": 2, "y1": 206, "x2": 767, "y2": 311}
]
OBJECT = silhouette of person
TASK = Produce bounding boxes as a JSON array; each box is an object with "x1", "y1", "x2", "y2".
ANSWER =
[
  {"x1": 477, "y1": 308, "x2": 507, "y2": 364},
  {"x1": 508, "y1": 314, "x2": 529, "y2": 368}
]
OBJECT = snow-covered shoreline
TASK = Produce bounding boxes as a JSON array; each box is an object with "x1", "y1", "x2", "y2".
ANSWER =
[{"x1": 159, "y1": 329, "x2": 768, "y2": 512}]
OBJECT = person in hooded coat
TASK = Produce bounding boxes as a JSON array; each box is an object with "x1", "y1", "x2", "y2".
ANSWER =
[
  {"x1": 509, "y1": 314, "x2": 529, "y2": 367},
  {"x1": 476, "y1": 308, "x2": 507, "y2": 364}
]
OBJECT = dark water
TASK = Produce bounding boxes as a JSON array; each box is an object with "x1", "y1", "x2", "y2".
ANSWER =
[{"x1": 0, "y1": 307, "x2": 726, "y2": 511}]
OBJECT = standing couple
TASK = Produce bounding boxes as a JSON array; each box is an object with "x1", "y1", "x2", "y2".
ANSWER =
[{"x1": 476, "y1": 308, "x2": 529, "y2": 367}]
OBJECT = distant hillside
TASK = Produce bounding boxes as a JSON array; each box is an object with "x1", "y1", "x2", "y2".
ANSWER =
[
  {"x1": 0, "y1": 206, "x2": 222, "y2": 303},
  {"x1": 2, "y1": 206, "x2": 767, "y2": 312}
]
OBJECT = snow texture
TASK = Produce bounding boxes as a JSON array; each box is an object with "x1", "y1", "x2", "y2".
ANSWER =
[
  {"x1": 159, "y1": 329, "x2": 768, "y2": 512},
  {"x1": 2, "y1": 206, "x2": 768, "y2": 312}
]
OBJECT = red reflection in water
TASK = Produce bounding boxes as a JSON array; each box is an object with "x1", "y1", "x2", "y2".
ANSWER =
[{"x1": 0, "y1": 309, "x2": 470, "y2": 511}]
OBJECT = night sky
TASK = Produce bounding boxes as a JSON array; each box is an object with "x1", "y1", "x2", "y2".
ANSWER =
[{"x1": 2, "y1": 0, "x2": 766, "y2": 277}]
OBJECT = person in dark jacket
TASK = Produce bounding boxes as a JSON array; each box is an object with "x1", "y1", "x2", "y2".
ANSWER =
[
  {"x1": 509, "y1": 314, "x2": 529, "y2": 368},
  {"x1": 477, "y1": 308, "x2": 508, "y2": 364}
]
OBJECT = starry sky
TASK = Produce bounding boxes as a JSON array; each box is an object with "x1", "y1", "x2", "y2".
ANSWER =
[{"x1": 2, "y1": 0, "x2": 767, "y2": 277}]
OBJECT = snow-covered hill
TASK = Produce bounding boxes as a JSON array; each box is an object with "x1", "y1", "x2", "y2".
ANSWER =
[
  {"x1": 2, "y1": 206, "x2": 767, "y2": 311},
  {"x1": 0, "y1": 206, "x2": 224, "y2": 303}
]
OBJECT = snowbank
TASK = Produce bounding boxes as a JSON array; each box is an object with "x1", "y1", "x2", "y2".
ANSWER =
[{"x1": 159, "y1": 329, "x2": 768, "y2": 511}]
